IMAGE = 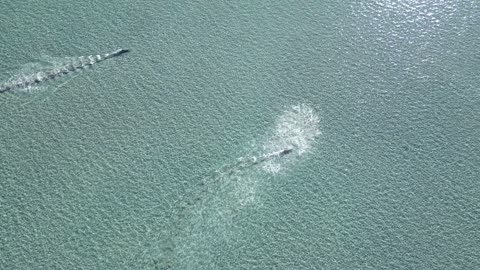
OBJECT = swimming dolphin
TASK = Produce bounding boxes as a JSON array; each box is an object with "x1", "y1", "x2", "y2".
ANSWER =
[{"x1": 0, "y1": 48, "x2": 130, "y2": 93}]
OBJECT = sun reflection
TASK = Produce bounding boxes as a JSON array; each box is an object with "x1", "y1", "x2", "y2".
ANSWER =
[{"x1": 351, "y1": 0, "x2": 475, "y2": 48}]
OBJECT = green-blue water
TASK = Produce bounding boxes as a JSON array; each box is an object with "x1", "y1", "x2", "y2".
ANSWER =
[{"x1": 1, "y1": 1, "x2": 479, "y2": 269}]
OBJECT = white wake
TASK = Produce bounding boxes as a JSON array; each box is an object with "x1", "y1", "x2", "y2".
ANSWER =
[{"x1": 139, "y1": 104, "x2": 321, "y2": 269}]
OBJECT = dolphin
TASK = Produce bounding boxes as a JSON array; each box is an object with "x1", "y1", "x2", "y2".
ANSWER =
[{"x1": 0, "y1": 48, "x2": 130, "y2": 93}]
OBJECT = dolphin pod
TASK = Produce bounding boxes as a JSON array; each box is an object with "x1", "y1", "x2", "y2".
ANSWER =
[{"x1": 0, "y1": 49, "x2": 129, "y2": 93}]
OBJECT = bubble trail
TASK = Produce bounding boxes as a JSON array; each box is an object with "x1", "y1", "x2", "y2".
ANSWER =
[
  {"x1": 137, "y1": 104, "x2": 320, "y2": 269},
  {"x1": 0, "y1": 49, "x2": 129, "y2": 93}
]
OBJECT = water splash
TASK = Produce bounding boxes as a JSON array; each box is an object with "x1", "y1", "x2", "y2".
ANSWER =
[
  {"x1": 0, "y1": 49, "x2": 128, "y2": 94},
  {"x1": 261, "y1": 104, "x2": 321, "y2": 173},
  {"x1": 139, "y1": 104, "x2": 320, "y2": 269}
]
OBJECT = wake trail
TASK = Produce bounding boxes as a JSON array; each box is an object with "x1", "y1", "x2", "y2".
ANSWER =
[
  {"x1": 136, "y1": 104, "x2": 320, "y2": 269},
  {"x1": 0, "y1": 49, "x2": 129, "y2": 94}
]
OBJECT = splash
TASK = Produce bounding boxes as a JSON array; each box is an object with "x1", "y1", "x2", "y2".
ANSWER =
[
  {"x1": 261, "y1": 104, "x2": 321, "y2": 173},
  {"x1": 137, "y1": 104, "x2": 320, "y2": 269},
  {"x1": 0, "y1": 49, "x2": 128, "y2": 94}
]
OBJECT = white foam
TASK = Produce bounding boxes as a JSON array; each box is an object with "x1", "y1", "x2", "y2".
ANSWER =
[
  {"x1": 232, "y1": 104, "x2": 320, "y2": 206},
  {"x1": 0, "y1": 54, "x2": 88, "y2": 96},
  {"x1": 261, "y1": 104, "x2": 321, "y2": 173},
  {"x1": 262, "y1": 161, "x2": 282, "y2": 174},
  {"x1": 149, "y1": 104, "x2": 321, "y2": 268},
  {"x1": 88, "y1": 55, "x2": 96, "y2": 64},
  {"x1": 36, "y1": 72, "x2": 45, "y2": 81},
  {"x1": 198, "y1": 104, "x2": 321, "y2": 211}
]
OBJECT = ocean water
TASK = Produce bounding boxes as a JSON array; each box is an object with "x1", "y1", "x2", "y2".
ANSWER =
[{"x1": 0, "y1": 1, "x2": 479, "y2": 269}]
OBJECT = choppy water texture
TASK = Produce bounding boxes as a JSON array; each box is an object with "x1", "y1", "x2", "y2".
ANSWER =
[
  {"x1": 135, "y1": 104, "x2": 319, "y2": 269},
  {"x1": 0, "y1": 1, "x2": 479, "y2": 269}
]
